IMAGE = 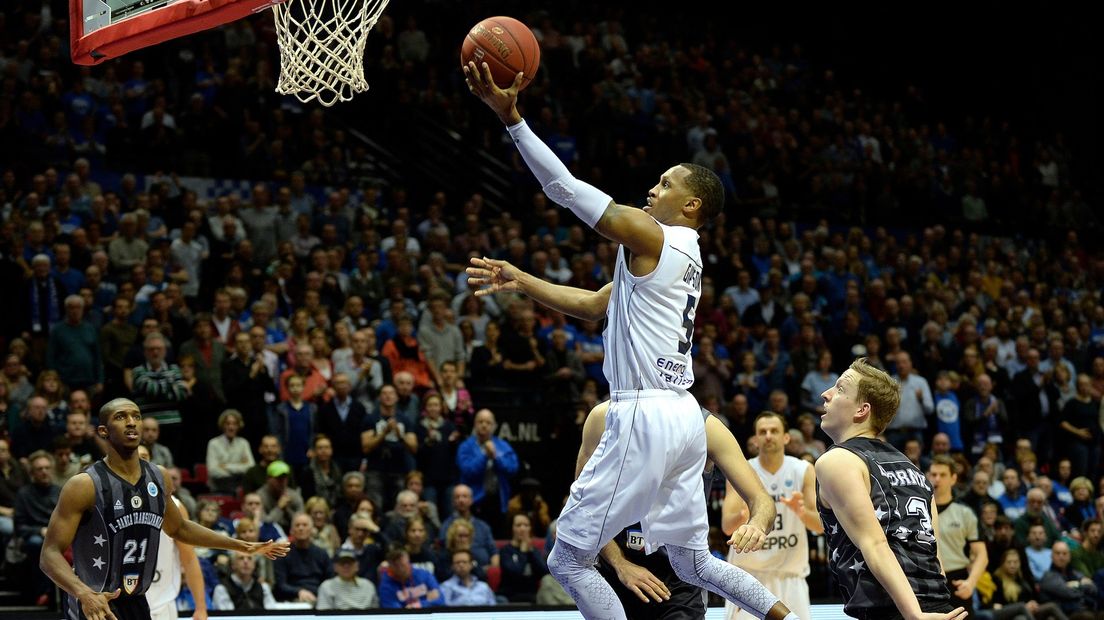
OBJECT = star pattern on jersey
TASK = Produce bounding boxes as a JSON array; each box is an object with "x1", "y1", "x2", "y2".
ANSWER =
[
  {"x1": 92, "y1": 556, "x2": 105, "y2": 570},
  {"x1": 893, "y1": 526, "x2": 911, "y2": 541},
  {"x1": 827, "y1": 522, "x2": 839, "y2": 536},
  {"x1": 831, "y1": 547, "x2": 840, "y2": 562},
  {"x1": 93, "y1": 535, "x2": 106, "y2": 547},
  {"x1": 849, "y1": 558, "x2": 865, "y2": 572},
  {"x1": 893, "y1": 509, "x2": 901, "y2": 519},
  {"x1": 873, "y1": 505, "x2": 888, "y2": 521}
]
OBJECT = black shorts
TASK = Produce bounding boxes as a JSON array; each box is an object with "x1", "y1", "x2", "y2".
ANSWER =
[
  {"x1": 68, "y1": 592, "x2": 151, "y2": 620},
  {"x1": 599, "y1": 563, "x2": 707, "y2": 620}
]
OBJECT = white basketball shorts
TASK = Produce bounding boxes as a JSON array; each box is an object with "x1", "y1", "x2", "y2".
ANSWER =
[{"x1": 555, "y1": 389, "x2": 709, "y2": 554}]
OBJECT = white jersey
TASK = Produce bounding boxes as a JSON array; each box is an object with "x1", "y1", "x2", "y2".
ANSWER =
[
  {"x1": 146, "y1": 497, "x2": 183, "y2": 610},
  {"x1": 603, "y1": 222, "x2": 702, "y2": 393},
  {"x1": 728, "y1": 455, "x2": 811, "y2": 577}
]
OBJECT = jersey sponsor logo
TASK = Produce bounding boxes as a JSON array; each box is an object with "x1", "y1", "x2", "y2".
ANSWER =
[
  {"x1": 760, "y1": 534, "x2": 800, "y2": 550},
  {"x1": 626, "y1": 529, "x2": 645, "y2": 551},
  {"x1": 114, "y1": 499, "x2": 124, "y2": 511},
  {"x1": 123, "y1": 574, "x2": 140, "y2": 595},
  {"x1": 131, "y1": 495, "x2": 142, "y2": 509},
  {"x1": 147, "y1": 481, "x2": 158, "y2": 497},
  {"x1": 655, "y1": 357, "x2": 687, "y2": 375},
  {"x1": 107, "y1": 511, "x2": 165, "y2": 534}
]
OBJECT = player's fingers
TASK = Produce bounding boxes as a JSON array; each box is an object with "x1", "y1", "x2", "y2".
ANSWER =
[
  {"x1": 106, "y1": 589, "x2": 121, "y2": 600},
  {"x1": 480, "y1": 62, "x2": 497, "y2": 88},
  {"x1": 469, "y1": 256, "x2": 487, "y2": 268},
  {"x1": 511, "y1": 71, "x2": 525, "y2": 91},
  {"x1": 482, "y1": 256, "x2": 506, "y2": 267},
  {"x1": 648, "y1": 575, "x2": 671, "y2": 599},
  {"x1": 628, "y1": 584, "x2": 651, "y2": 603}
]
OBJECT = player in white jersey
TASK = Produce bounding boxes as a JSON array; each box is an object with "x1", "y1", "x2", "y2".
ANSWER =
[
  {"x1": 723, "y1": 413, "x2": 823, "y2": 620},
  {"x1": 138, "y1": 444, "x2": 208, "y2": 620},
  {"x1": 466, "y1": 62, "x2": 801, "y2": 620}
]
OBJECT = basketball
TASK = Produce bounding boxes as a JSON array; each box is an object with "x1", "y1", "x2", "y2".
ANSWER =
[{"x1": 461, "y1": 16, "x2": 540, "y2": 90}]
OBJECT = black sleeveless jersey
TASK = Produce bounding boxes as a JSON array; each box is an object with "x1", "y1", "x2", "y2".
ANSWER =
[
  {"x1": 69, "y1": 460, "x2": 167, "y2": 606},
  {"x1": 816, "y1": 437, "x2": 950, "y2": 615}
]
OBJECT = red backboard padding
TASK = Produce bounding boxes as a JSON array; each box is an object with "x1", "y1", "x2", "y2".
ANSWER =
[{"x1": 71, "y1": 0, "x2": 284, "y2": 65}]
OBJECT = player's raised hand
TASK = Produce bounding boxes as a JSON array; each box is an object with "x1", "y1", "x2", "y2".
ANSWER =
[
  {"x1": 467, "y1": 256, "x2": 523, "y2": 296},
  {"x1": 463, "y1": 61, "x2": 524, "y2": 123},
  {"x1": 728, "y1": 523, "x2": 767, "y2": 553},
  {"x1": 780, "y1": 491, "x2": 805, "y2": 517},
  {"x1": 247, "y1": 539, "x2": 291, "y2": 560},
  {"x1": 78, "y1": 587, "x2": 120, "y2": 620}
]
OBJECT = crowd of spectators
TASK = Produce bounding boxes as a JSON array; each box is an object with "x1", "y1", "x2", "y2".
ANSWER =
[{"x1": 1, "y1": 0, "x2": 1103, "y2": 615}]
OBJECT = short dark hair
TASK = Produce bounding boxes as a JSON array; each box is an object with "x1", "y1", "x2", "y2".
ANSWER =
[
  {"x1": 753, "y1": 411, "x2": 788, "y2": 433},
  {"x1": 929, "y1": 454, "x2": 956, "y2": 473},
  {"x1": 99, "y1": 398, "x2": 138, "y2": 425},
  {"x1": 451, "y1": 548, "x2": 473, "y2": 563},
  {"x1": 678, "y1": 163, "x2": 724, "y2": 225}
]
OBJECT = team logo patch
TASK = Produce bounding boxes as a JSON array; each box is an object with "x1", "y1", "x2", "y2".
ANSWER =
[
  {"x1": 626, "y1": 529, "x2": 645, "y2": 551},
  {"x1": 147, "y1": 482, "x2": 158, "y2": 497},
  {"x1": 123, "y1": 574, "x2": 140, "y2": 595},
  {"x1": 131, "y1": 495, "x2": 142, "y2": 509}
]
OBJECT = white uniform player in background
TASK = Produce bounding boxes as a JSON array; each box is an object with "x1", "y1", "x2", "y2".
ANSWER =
[
  {"x1": 724, "y1": 412, "x2": 823, "y2": 619},
  {"x1": 139, "y1": 444, "x2": 208, "y2": 620},
  {"x1": 465, "y1": 61, "x2": 800, "y2": 620}
]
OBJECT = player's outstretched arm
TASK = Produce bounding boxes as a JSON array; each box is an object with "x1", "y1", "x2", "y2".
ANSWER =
[
  {"x1": 465, "y1": 64, "x2": 663, "y2": 262},
  {"x1": 467, "y1": 256, "x2": 611, "y2": 321},
  {"x1": 706, "y1": 417, "x2": 773, "y2": 552},
  {"x1": 816, "y1": 449, "x2": 966, "y2": 620},
  {"x1": 160, "y1": 467, "x2": 289, "y2": 560},
  {"x1": 41, "y1": 474, "x2": 121, "y2": 620}
]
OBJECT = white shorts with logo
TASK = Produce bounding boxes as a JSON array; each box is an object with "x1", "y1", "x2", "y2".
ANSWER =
[
  {"x1": 556, "y1": 389, "x2": 708, "y2": 553},
  {"x1": 149, "y1": 601, "x2": 177, "y2": 620},
  {"x1": 724, "y1": 571, "x2": 810, "y2": 620}
]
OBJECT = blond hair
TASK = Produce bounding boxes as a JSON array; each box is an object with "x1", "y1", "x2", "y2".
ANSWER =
[{"x1": 849, "y1": 357, "x2": 900, "y2": 434}]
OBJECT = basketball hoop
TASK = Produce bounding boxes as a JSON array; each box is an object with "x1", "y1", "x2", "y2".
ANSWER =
[{"x1": 272, "y1": 0, "x2": 390, "y2": 106}]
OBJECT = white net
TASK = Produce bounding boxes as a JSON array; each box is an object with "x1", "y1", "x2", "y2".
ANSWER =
[{"x1": 272, "y1": 0, "x2": 390, "y2": 107}]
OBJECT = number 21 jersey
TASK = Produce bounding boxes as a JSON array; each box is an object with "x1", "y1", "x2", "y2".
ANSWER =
[{"x1": 71, "y1": 460, "x2": 167, "y2": 601}]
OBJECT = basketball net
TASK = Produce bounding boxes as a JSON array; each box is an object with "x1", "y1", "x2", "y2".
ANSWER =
[{"x1": 272, "y1": 0, "x2": 390, "y2": 106}]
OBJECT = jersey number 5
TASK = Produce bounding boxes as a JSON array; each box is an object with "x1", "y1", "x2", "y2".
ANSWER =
[
  {"x1": 678, "y1": 294, "x2": 697, "y2": 354},
  {"x1": 123, "y1": 538, "x2": 148, "y2": 564}
]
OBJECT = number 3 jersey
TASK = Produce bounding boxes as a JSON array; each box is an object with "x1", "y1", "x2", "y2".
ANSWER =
[
  {"x1": 729, "y1": 456, "x2": 811, "y2": 577},
  {"x1": 605, "y1": 221, "x2": 701, "y2": 393},
  {"x1": 817, "y1": 437, "x2": 950, "y2": 614},
  {"x1": 71, "y1": 460, "x2": 168, "y2": 600}
]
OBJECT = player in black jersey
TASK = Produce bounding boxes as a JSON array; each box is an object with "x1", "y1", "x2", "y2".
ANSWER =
[
  {"x1": 815, "y1": 359, "x2": 966, "y2": 620},
  {"x1": 39, "y1": 398, "x2": 289, "y2": 620},
  {"x1": 578, "y1": 400, "x2": 788, "y2": 620}
]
